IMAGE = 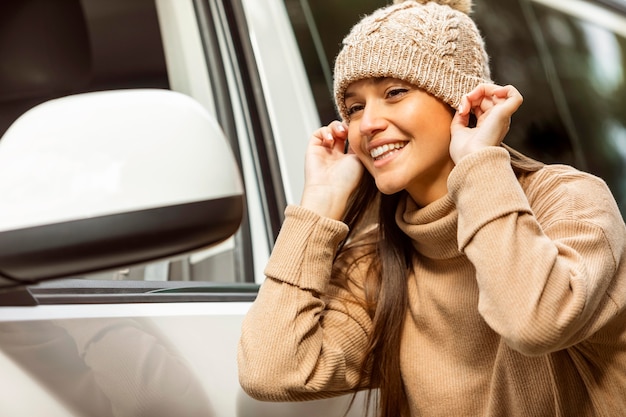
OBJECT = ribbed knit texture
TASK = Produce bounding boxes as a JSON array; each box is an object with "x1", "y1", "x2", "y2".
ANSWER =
[
  {"x1": 238, "y1": 148, "x2": 626, "y2": 415},
  {"x1": 333, "y1": 0, "x2": 491, "y2": 120}
]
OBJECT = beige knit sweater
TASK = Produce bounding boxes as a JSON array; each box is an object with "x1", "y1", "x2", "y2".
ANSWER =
[{"x1": 238, "y1": 148, "x2": 626, "y2": 416}]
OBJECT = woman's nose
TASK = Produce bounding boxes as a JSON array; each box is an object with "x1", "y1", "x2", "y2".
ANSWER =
[{"x1": 359, "y1": 102, "x2": 387, "y2": 137}]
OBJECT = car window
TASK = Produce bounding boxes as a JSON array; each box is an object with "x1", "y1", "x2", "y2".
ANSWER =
[
  {"x1": 530, "y1": 0, "x2": 626, "y2": 212},
  {"x1": 0, "y1": 0, "x2": 168, "y2": 137},
  {"x1": 0, "y1": 0, "x2": 257, "y2": 294},
  {"x1": 476, "y1": 0, "x2": 626, "y2": 216},
  {"x1": 88, "y1": 0, "x2": 245, "y2": 286}
]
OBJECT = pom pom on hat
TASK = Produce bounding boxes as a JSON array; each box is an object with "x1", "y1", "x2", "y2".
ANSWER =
[
  {"x1": 392, "y1": 0, "x2": 473, "y2": 15},
  {"x1": 334, "y1": 0, "x2": 491, "y2": 121}
]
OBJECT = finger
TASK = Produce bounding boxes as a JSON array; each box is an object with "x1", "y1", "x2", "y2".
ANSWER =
[
  {"x1": 464, "y1": 83, "x2": 492, "y2": 107},
  {"x1": 465, "y1": 83, "x2": 513, "y2": 109},
  {"x1": 462, "y1": 92, "x2": 492, "y2": 120},
  {"x1": 471, "y1": 87, "x2": 523, "y2": 124},
  {"x1": 494, "y1": 84, "x2": 521, "y2": 98},
  {"x1": 313, "y1": 126, "x2": 335, "y2": 148},
  {"x1": 467, "y1": 82, "x2": 508, "y2": 98},
  {"x1": 479, "y1": 87, "x2": 522, "y2": 124},
  {"x1": 452, "y1": 103, "x2": 471, "y2": 131},
  {"x1": 495, "y1": 85, "x2": 524, "y2": 112},
  {"x1": 317, "y1": 121, "x2": 350, "y2": 147},
  {"x1": 457, "y1": 94, "x2": 472, "y2": 117},
  {"x1": 329, "y1": 120, "x2": 348, "y2": 139}
]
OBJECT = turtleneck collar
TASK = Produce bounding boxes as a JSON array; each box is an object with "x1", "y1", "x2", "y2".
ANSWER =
[{"x1": 395, "y1": 192, "x2": 462, "y2": 260}]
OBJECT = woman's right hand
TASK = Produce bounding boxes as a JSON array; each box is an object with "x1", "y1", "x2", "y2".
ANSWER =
[{"x1": 300, "y1": 120, "x2": 364, "y2": 220}]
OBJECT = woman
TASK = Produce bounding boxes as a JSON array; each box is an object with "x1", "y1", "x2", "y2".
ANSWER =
[{"x1": 238, "y1": 0, "x2": 626, "y2": 416}]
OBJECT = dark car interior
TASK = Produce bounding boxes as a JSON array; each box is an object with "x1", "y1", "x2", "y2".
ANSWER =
[{"x1": 0, "y1": 0, "x2": 168, "y2": 137}]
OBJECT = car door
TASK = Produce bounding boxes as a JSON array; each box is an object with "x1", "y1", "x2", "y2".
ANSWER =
[
  {"x1": 0, "y1": 0, "x2": 290, "y2": 416},
  {"x1": 0, "y1": 0, "x2": 370, "y2": 415}
]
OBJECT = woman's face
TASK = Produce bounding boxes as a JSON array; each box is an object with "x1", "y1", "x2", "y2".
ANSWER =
[{"x1": 345, "y1": 77, "x2": 455, "y2": 206}]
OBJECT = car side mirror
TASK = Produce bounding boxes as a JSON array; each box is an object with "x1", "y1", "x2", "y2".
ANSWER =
[{"x1": 0, "y1": 89, "x2": 244, "y2": 288}]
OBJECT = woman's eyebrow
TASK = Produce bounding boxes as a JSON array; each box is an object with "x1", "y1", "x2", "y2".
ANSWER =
[{"x1": 345, "y1": 78, "x2": 390, "y2": 99}]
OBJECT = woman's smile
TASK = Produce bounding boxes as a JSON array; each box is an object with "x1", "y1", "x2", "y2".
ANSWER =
[{"x1": 370, "y1": 141, "x2": 407, "y2": 161}]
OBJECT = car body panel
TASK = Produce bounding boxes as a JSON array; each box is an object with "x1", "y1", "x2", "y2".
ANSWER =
[{"x1": 0, "y1": 303, "x2": 371, "y2": 416}]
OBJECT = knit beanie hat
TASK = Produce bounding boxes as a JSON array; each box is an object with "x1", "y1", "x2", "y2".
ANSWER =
[{"x1": 333, "y1": 0, "x2": 492, "y2": 121}]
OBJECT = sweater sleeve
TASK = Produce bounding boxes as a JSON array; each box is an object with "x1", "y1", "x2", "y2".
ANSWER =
[
  {"x1": 238, "y1": 205, "x2": 373, "y2": 401},
  {"x1": 448, "y1": 147, "x2": 626, "y2": 356}
]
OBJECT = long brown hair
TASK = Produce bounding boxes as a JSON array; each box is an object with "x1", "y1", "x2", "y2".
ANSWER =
[{"x1": 333, "y1": 144, "x2": 543, "y2": 417}]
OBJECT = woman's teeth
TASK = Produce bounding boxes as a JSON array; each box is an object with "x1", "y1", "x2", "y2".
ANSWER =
[{"x1": 370, "y1": 142, "x2": 406, "y2": 160}]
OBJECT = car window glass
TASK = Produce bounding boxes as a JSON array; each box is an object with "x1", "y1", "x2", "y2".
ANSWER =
[
  {"x1": 531, "y1": 1, "x2": 626, "y2": 213},
  {"x1": 0, "y1": 0, "x2": 246, "y2": 286},
  {"x1": 78, "y1": 0, "x2": 243, "y2": 284},
  {"x1": 474, "y1": 0, "x2": 578, "y2": 166},
  {"x1": 0, "y1": 0, "x2": 169, "y2": 137}
]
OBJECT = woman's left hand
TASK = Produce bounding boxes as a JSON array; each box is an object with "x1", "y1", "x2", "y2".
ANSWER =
[{"x1": 449, "y1": 84, "x2": 523, "y2": 163}]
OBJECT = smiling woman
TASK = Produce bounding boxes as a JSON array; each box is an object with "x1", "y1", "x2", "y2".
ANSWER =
[
  {"x1": 238, "y1": 1, "x2": 626, "y2": 416},
  {"x1": 343, "y1": 78, "x2": 456, "y2": 203},
  {"x1": 288, "y1": 0, "x2": 626, "y2": 218},
  {"x1": 0, "y1": 0, "x2": 623, "y2": 416}
]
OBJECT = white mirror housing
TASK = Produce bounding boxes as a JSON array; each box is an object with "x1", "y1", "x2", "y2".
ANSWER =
[{"x1": 0, "y1": 89, "x2": 244, "y2": 286}]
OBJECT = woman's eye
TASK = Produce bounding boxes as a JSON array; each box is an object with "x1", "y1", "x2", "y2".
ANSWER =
[
  {"x1": 346, "y1": 104, "x2": 364, "y2": 116},
  {"x1": 387, "y1": 88, "x2": 408, "y2": 98}
]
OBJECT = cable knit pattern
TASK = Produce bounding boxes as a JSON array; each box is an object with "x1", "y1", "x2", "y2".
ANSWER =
[
  {"x1": 334, "y1": 0, "x2": 490, "y2": 120},
  {"x1": 238, "y1": 149, "x2": 626, "y2": 415}
]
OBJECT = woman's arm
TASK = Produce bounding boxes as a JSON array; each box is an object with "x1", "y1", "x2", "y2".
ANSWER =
[
  {"x1": 239, "y1": 117, "x2": 372, "y2": 400},
  {"x1": 448, "y1": 83, "x2": 625, "y2": 355},
  {"x1": 449, "y1": 147, "x2": 626, "y2": 355},
  {"x1": 237, "y1": 206, "x2": 373, "y2": 401}
]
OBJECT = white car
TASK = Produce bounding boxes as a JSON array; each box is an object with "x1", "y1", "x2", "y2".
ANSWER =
[{"x1": 0, "y1": 0, "x2": 624, "y2": 416}]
